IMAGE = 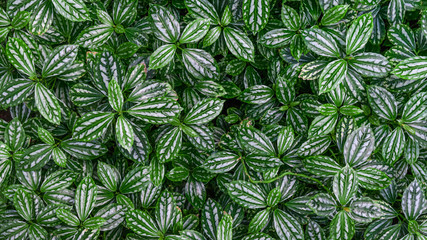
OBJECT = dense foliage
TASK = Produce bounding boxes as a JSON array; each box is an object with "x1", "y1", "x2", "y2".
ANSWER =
[{"x1": 0, "y1": 0, "x2": 426, "y2": 239}]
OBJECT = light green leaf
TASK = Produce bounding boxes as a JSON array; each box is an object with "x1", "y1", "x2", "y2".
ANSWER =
[
  {"x1": 367, "y1": 86, "x2": 397, "y2": 121},
  {"x1": 73, "y1": 112, "x2": 115, "y2": 141},
  {"x1": 157, "y1": 127, "x2": 182, "y2": 163},
  {"x1": 51, "y1": 0, "x2": 90, "y2": 22},
  {"x1": 149, "y1": 44, "x2": 177, "y2": 70},
  {"x1": 6, "y1": 37, "x2": 36, "y2": 78},
  {"x1": 181, "y1": 48, "x2": 219, "y2": 80},
  {"x1": 273, "y1": 209, "x2": 304, "y2": 240},
  {"x1": 333, "y1": 167, "x2": 358, "y2": 205},
  {"x1": 75, "y1": 176, "x2": 97, "y2": 221},
  {"x1": 127, "y1": 97, "x2": 182, "y2": 124},
  {"x1": 217, "y1": 213, "x2": 233, "y2": 240},
  {"x1": 42, "y1": 45, "x2": 79, "y2": 78},
  {"x1": 319, "y1": 59, "x2": 347, "y2": 94},
  {"x1": 184, "y1": 98, "x2": 224, "y2": 125},
  {"x1": 224, "y1": 27, "x2": 255, "y2": 62},
  {"x1": 227, "y1": 180, "x2": 267, "y2": 209},
  {"x1": 243, "y1": 0, "x2": 270, "y2": 32},
  {"x1": 346, "y1": 13, "x2": 373, "y2": 55},
  {"x1": 184, "y1": 0, "x2": 220, "y2": 24},
  {"x1": 321, "y1": 5, "x2": 349, "y2": 26},
  {"x1": 392, "y1": 56, "x2": 427, "y2": 80},
  {"x1": 180, "y1": 19, "x2": 210, "y2": 44},
  {"x1": 329, "y1": 211, "x2": 355, "y2": 240},
  {"x1": 115, "y1": 116, "x2": 134, "y2": 152},
  {"x1": 203, "y1": 151, "x2": 240, "y2": 173},
  {"x1": 302, "y1": 28, "x2": 340, "y2": 58},
  {"x1": 150, "y1": 5, "x2": 180, "y2": 43}
]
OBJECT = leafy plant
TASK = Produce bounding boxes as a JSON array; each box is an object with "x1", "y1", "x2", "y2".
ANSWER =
[{"x1": 0, "y1": 0, "x2": 426, "y2": 239}]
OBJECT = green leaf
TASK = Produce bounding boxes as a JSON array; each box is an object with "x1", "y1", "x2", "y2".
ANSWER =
[
  {"x1": 276, "y1": 78, "x2": 295, "y2": 105},
  {"x1": 266, "y1": 188, "x2": 282, "y2": 207},
  {"x1": 180, "y1": 19, "x2": 210, "y2": 44},
  {"x1": 22, "y1": 144, "x2": 54, "y2": 170},
  {"x1": 221, "y1": 5, "x2": 232, "y2": 26},
  {"x1": 321, "y1": 5, "x2": 349, "y2": 26},
  {"x1": 166, "y1": 167, "x2": 189, "y2": 181},
  {"x1": 34, "y1": 83, "x2": 61, "y2": 125},
  {"x1": 367, "y1": 86, "x2": 397, "y2": 121},
  {"x1": 128, "y1": 97, "x2": 181, "y2": 124},
  {"x1": 297, "y1": 135, "x2": 331, "y2": 157},
  {"x1": 60, "y1": 140, "x2": 107, "y2": 160},
  {"x1": 239, "y1": 127, "x2": 276, "y2": 156},
  {"x1": 150, "y1": 157, "x2": 164, "y2": 186},
  {"x1": 333, "y1": 167, "x2": 358, "y2": 205},
  {"x1": 113, "y1": 0, "x2": 137, "y2": 25},
  {"x1": 259, "y1": 29, "x2": 295, "y2": 48},
  {"x1": 217, "y1": 213, "x2": 233, "y2": 240},
  {"x1": 75, "y1": 24, "x2": 114, "y2": 48},
  {"x1": 56, "y1": 208, "x2": 80, "y2": 226},
  {"x1": 126, "y1": 210, "x2": 161, "y2": 238},
  {"x1": 239, "y1": 85, "x2": 274, "y2": 104},
  {"x1": 108, "y1": 78, "x2": 124, "y2": 111},
  {"x1": 150, "y1": 5, "x2": 180, "y2": 43},
  {"x1": 402, "y1": 180, "x2": 426, "y2": 220},
  {"x1": 73, "y1": 112, "x2": 115, "y2": 141},
  {"x1": 75, "y1": 176, "x2": 97, "y2": 221},
  {"x1": 245, "y1": 153, "x2": 283, "y2": 172},
  {"x1": 6, "y1": 37, "x2": 36, "y2": 78},
  {"x1": 382, "y1": 127, "x2": 405, "y2": 165},
  {"x1": 5, "y1": 118, "x2": 26, "y2": 151},
  {"x1": 119, "y1": 166, "x2": 150, "y2": 194},
  {"x1": 243, "y1": 0, "x2": 270, "y2": 32},
  {"x1": 248, "y1": 208, "x2": 270, "y2": 233},
  {"x1": 402, "y1": 92, "x2": 427, "y2": 123},
  {"x1": 0, "y1": 79, "x2": 34, "y2": 108},
  {"x1": 203, "y1": 151, "x2": 240, "y2": 173},
  {"x1": 28, "y1": 1, "x2": 54, "y2": 35},
  {"x1": 273, "y1": 209, "x2": 304, "y2": 240},
  {"x1": 0, "y1": 222, "x2": 29, "y2": 239},
  {"x1": 40, "y1": 170, "x2": 76, "y2": 192},
  {"x1": 329, "y1": 211, "x2": 355, "y2": 240},
  {"x1": 357, "y1": 168, "x2": 391, "y2": 190},
  {"x1": 224, "y1": 27, "x2": 255, "y2": 62},
  {"x1": 388, "y1": 0, "x2": 405, "y2": 25},
  {"x1": 51, "y1": 0, "x2": 90, "y2": 22},
  {"x1": 51, "y1": 146, "x2": 66, "y2": 166},
  {"x1": 349, "y1": 197, "x2": 383, "y2": 223},
  {"x1": 319, "y1": 59, "x2": 347, "y2": 94},
  {"x1": 155, "y1": 191, "x2": 176, "y2": 233},
  {"x1": 83, "y1": 217, "x2": 105, "y2": 230},
  {"x1": 346, "y1": 13, "x2": 373, "y2": 55},
  {"x1": 97, "y1": 162, "x2": 120, "y2": 192},
  {"x1": 184, "y1": 98, "x2": 224, "y2": 124},
  {"x1": 281, "y1": 5, "x2": 300, "y2": 31},
  {"x1": 392, "y1": 56, "x2": 427, "y2": 80},
  {"x1": 388, "y1": 24, "x2": 415, "y2": 51},
  {"x1": 203, "y1": 26, "x2": 221, "y2": 47},
  {"x1": 157, "y1": 127, "x2": 182, "y2": 163},
  {"x1": 343, "y1": 125, "x2": 375, "y2": 167},
  {"x1": 308, "y1": 114, "x2": 338, "y2": 137},
  {"x1": 349, "y1": 53, "x2": 391, "y2": 77},
  {"x1": 28, "y1": 223, "x2": 48, "y2": 240},
  {"x1": 149, "y1": 44, "x2": 177, "y2": 69},
  {"x1": 308, "y1": 193, "x2": 337, "y2": 217},
  {"x1": 302, "y1": 28, "x2": 340, "y2": 58},
  {"x1": 42, "y1": 45, "x2": 78, "y2": 78},
  {"x1": 304, "y1": 155, "x2": 341, "y2": 177},
  {"x1": 14, "y1": 188, "x2": 34, "y2": 221},
  {"x1": 185, "y1": 0, "x2": 220, "y2": 24},
  {"x1": 181, "y1": 48, "x2": 219, "y2": 80},
  {"x1": 115, "y1": 116, "x2": 135, "y2": 152},
  {"x1": 11, "y1": 11, "x2": 30, "y2": 29},
  {"x1": 277, "y1": 126, "x2": 294, "y2": 156},
  {"x1": 38, "y1": 127, "x2": 54, "y2": 145},
  {"x1": 227, "y1": 180, "x2": 267, "y2": 209}
]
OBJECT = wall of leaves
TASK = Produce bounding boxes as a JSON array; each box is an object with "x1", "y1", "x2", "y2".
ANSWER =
[{"x1": 0, "y1": 0, "x2": 426, "y2": 239}]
